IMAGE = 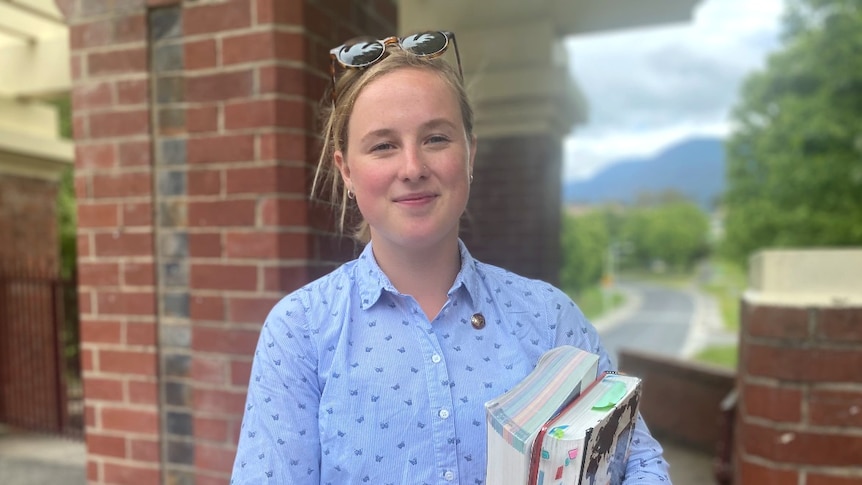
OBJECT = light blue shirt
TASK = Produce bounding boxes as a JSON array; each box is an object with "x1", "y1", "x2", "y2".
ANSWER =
[{"x1": 231, "y1": 241, "x2": 671, "y2": 484}]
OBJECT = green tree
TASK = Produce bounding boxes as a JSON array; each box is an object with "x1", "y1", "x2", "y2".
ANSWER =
[
  {"x1": 52, "y1": 96, "x2": 76, "y2": 279},
  {"x1": 643, "y1": 202, "x2": 710, "y2": 270},
  {"x1": 622, "y1": 200, "x2": 710, "y2": 271},
  {"x1": 561, "y1": 211, "x2": 609, "y2": 294},
  {"x1": 723, "y1": 0, "x2": 862, "y2": 264}
]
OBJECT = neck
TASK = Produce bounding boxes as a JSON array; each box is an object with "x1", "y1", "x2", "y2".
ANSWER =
[{"x1": 370, "y1": 237, "x2": 461, "y2": 320}]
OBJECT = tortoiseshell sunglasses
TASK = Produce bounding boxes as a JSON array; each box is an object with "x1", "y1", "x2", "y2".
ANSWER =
[{"x1": 328, "y1": 31, "x2": 463, "y2": 102}]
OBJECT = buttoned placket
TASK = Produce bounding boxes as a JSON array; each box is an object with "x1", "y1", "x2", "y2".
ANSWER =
[{"x1": 411, "y1": 296, "x2": 460, "y2": 484}]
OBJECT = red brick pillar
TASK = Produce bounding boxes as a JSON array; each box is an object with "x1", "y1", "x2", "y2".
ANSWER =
[
  {"x1": 735, "y1": 249, "x2": 862, "y2": 485},
  {"x1": 463, "y1": 134, "x2": 563, "y2": 283},
  {"x1": 60, "y1": 0, "x2": 395, "y2": 483}
]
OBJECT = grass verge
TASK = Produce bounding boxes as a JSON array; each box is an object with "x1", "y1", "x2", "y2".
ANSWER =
[
  {"x1": 702, "y1": 259, "x2": 746, "y2": 333},
  {"x1": 694, "y1": 344, "x2": 738, "y2": 369},
  {"x1": 569, "y1": 285, "x2": 625, "y2": 321}
]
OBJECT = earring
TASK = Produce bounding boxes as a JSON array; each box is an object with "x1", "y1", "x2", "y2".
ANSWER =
[
  {"x1": 469, "y1": 174, "x2": 474, "y2": 184},
  {"x1": 347, "y1": 189, "x2": 355, "y2": 200}
]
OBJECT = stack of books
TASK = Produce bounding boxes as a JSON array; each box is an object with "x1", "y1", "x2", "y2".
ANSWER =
[{"x1": 485, "y1": 346, "x2": 642, "y2": 485}]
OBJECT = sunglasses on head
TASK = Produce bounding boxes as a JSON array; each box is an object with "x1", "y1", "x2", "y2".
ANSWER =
[{"x1": 328, "y1": 31, "x2": 463, "y2": 102}]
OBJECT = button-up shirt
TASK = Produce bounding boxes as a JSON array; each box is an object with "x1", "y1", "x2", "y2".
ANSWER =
[{"x1": 231, "y1": 241, "x2": 672, "y2": 484}]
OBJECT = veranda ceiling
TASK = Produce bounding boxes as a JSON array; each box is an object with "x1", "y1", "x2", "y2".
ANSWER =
[
  {"x1": 0, "y1": 0, "x2": 71, "y2": 181},
  {"x1": 0, "y1": 0, "x2": 70, "y2": 99}
]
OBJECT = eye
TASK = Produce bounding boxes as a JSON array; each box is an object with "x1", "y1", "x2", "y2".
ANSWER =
[
  {"x1": 427, "y1": 134, "x2": 451, "y2": 145},
  {"x1": 370, "y1": 142, "x2": 395, "y2": 152}
]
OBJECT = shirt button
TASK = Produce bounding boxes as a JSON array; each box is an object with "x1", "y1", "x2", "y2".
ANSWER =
[
  {"x1": 444, "y1": 471, "x2": 455, "y2": 481},
  {"x1": 431, "y1": 354, "x2": 442, "y2": 364},
  {"x1": 438, "y1": 409, "x2": 450, "y2": 419}
]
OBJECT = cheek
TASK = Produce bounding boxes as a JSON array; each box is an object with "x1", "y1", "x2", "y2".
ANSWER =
[{"x1": 351, "y1": 165, "x2": 391, "y2": 197}]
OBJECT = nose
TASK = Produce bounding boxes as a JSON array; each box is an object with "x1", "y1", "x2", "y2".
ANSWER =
[{"x1": 398, "y1": 144, "x2": 428, "y2": 181}]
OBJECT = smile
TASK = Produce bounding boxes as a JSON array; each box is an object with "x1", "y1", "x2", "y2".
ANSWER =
[
  {"x1": 395, "y1": 192, "x2": 437, "y2": 202},
  {"x1": 393, "y1": 192, "x2": 437, "y2": 203}
]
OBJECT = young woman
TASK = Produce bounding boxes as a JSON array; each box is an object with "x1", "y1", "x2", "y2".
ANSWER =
[{"x1": 231, "y1": 32, "x2": 672, "y2": 484}]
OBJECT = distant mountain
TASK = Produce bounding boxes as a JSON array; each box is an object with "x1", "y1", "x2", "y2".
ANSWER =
[{"x1": 564, "y1": 137, "x2": 725, "y2": 210}]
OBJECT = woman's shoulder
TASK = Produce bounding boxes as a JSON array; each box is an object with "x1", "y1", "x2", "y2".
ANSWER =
[
  {"x1": 266, "y1": 259, "x2": 359, "y2": 321},
  {"x1": 472, "y1": 259, "x2": 570, "y2": 301}
]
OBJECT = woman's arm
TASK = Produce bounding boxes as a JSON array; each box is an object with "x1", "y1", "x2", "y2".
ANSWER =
[{"x1": 231, "y1": 297, "x2": 321, "y2": 484}]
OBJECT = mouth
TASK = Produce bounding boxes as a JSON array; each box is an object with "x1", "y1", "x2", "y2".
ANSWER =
[{"x1": 393, "y1": 192, "x2": 437, "y2": 204}]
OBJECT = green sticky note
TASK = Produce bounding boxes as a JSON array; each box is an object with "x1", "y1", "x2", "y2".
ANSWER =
[{"x1": 591, "y1": 380, "x2": 627, "y2": 411}]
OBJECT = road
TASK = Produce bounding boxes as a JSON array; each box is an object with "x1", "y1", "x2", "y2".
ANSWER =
[{"x1": 595, "y1": 281, "x2": 699, "y2": 368}]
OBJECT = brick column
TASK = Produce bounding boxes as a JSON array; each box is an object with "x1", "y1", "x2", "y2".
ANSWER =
[
  {"x1": 60, "y1": 0, "x2": 395, "y2": 483},
  {"x1": 463, "y1": 134, "x2": 563, "y2": 282},
  {"x1": 735, "y1": 249, "x2": 862, "y2": 485}
]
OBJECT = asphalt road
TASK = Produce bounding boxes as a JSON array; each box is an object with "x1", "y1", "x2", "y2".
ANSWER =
[{"x1": 597, "y1": 281, "x2": 695, "y2": 368}]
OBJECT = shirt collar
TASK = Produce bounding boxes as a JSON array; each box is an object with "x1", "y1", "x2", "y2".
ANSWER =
[{"x1": 354, "y1": 239, "x2": 483, "y2": 310}]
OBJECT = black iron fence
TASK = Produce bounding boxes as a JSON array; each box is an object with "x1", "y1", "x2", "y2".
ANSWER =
[{"x1": 0, "y1": 260, "x2": 82, "y2": 439}]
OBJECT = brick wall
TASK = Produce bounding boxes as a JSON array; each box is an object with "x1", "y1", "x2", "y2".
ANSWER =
[
  {"x1": 735, "y1": 302, "x2": 862, "y2": 485},
  {"x1": 66, "y1": 4, "x2": 160, "y2": 482},
  {"x1": 0, "y1": 174, "x2": 63, "y2": 433},
  {"x1": 463, "y1": 134, "x2": 562, "y2": 285},
  {"x1": 618, "y1": 349, "x2": 736, "y2": 454},
  {"x1": 0, "y1": 175, "x2": 60, "y2": 265},
  {"x1": 60, "y1": 0, "x2": 396, "y2": 482}
]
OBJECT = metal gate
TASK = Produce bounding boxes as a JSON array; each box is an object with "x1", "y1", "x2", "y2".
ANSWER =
[{"x1": 0, "y1": 261, "x2": 81, "y2": 439}]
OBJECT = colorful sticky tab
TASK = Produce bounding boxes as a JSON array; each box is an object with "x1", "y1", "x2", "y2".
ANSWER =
[
  {"x1": 568, "y1": 448, "x2": 579, "y2": 459},
  {"x1": 548, "y1": 425, "x2": 568, "y2": 439}
]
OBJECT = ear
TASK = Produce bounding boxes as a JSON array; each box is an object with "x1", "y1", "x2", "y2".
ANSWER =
[
  {"x1": 468, "y1": 134, "x2": 477, "y2": 175},
  {"x1": 335, "y1": 149, "x2": 352, "y2": 190}
]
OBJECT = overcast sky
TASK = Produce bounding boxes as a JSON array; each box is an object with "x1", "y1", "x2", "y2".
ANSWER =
[{"x1": 562, "y1": 0, "x2": 787, "y2": 181}]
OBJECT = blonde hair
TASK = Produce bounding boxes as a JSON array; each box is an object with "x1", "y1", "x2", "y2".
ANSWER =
[{"x1": 311, "y1": 48, "x2": 474, "y2": 244}]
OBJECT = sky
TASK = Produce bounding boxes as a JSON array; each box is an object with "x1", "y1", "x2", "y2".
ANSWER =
[{"x1": 562, "y1": 0, "x2": 787, "y2": 181}]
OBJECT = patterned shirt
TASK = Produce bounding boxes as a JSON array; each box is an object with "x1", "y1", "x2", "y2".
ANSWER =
[{"x1": 231, "y1": 241, "x2": 671, "y2": 484}]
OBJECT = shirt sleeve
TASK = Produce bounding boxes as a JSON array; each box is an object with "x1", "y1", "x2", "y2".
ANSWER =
[
  {"x1": 230, "y1": 295, "x2": 321, "y2": 484},
  {"x1": 549, "y1": 287, "x2": 673, "y2": 484}
]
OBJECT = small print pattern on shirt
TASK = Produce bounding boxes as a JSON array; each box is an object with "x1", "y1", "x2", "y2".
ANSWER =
[{"x1": 231, "y1": 240, "x2": 672, "y2": 484}]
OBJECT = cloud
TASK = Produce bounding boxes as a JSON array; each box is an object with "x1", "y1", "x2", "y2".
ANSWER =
[{"x1": 563, "y1": 0, "x2": 786, "y2": 181}]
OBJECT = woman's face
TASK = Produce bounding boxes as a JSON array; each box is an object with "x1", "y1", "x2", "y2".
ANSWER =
[{"x1": 335, "y1": 67, "x2": 476, "y2": 253}]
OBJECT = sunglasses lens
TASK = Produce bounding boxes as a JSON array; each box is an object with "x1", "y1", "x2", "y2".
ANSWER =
[
  {"x1": 400, "y1": 32, "x2": 447, "y2": 57},
  {"x1": 337, "y1": 39, "x2": 385, "y2": 67}
]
